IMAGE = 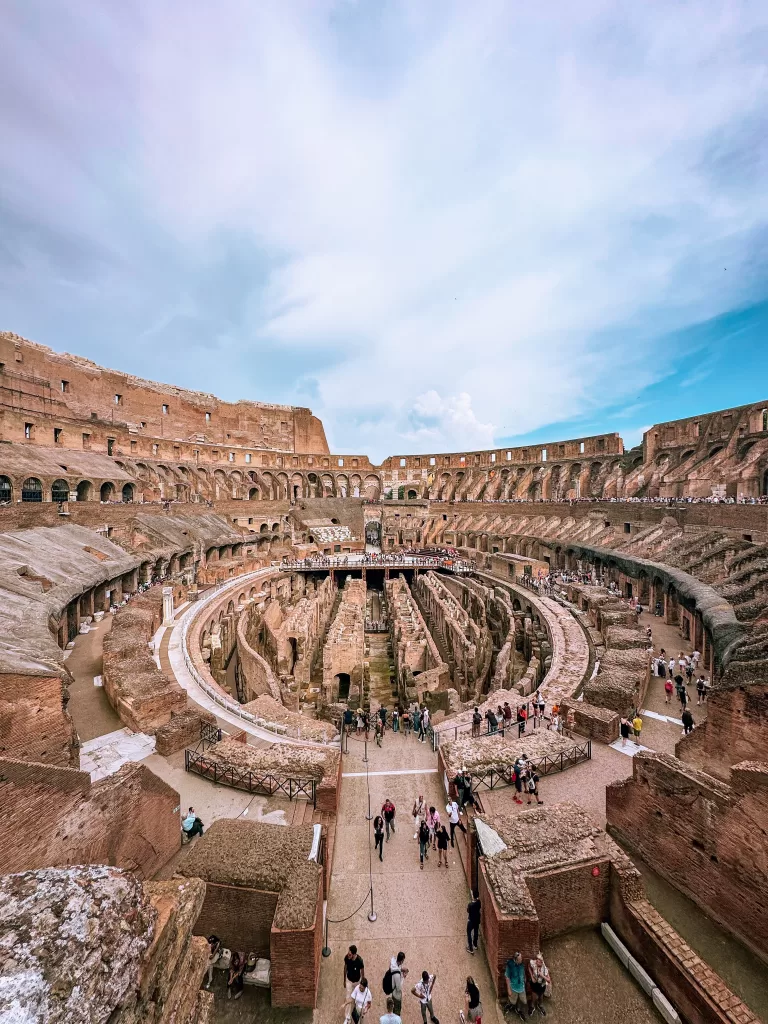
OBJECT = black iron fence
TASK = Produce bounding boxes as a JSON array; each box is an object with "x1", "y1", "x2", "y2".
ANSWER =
[
  {"x1": 184, "y1": 749, "x2": 317, "y2": 806},
  {"x1": 468, "y1": 739, "x2": 591, "y2": 792}
]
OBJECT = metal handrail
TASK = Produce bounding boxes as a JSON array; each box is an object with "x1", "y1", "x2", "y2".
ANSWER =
[
  {"x1": 466, "y1": 739, "x2": 592, "y2": 790},
  {"x1": 185, "y1": 749, "x2": 317, "y2": 806}
]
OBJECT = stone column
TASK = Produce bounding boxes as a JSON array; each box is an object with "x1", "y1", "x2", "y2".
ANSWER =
[{"x1": 162, "y1": 586, "x2": 174, "y2": 625}]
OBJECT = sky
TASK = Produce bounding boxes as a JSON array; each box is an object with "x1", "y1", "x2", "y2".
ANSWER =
[{"x1": 1, "y1": 1, "x2": 768, "y2": 463}]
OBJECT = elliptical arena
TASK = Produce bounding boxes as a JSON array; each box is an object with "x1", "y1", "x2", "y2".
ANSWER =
[{"x1": 1, "y1": 330, "x2": 767, "y2": 1024}]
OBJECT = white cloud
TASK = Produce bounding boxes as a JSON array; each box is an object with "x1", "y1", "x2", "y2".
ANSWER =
[{"x1": 2, "y1": 0, "x2": 768, "y2": 460}]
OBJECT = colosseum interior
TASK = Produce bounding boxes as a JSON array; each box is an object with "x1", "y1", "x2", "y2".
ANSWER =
[{"x1": 1, "y1": 330, "x2": 767, "y2": 1024}]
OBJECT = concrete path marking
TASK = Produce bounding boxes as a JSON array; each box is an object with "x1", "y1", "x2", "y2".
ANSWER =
[
  {"x1": 341, "y1": 767, "x2": 438, "y2": 778},
  {"x1": 640, "y1": 708, "x2": 684, "y2": 726}
]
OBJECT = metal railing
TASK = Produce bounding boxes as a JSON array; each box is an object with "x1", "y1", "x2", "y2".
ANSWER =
[
  {"x1": 280, "y1": 555, "x2": 475, "y2": 574},
  {"x1": 430, "y1": 707, "x2": 541, "y2": 751},
  {"x1": 468, "y1": 739, "x2": 592, "y2": 792},
  {"x1": 185, "y1": 749, "x2": 317, "y2": 806}
]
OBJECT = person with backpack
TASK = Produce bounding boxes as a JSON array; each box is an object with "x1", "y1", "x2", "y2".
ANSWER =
[
  {"x1": 382, "y1": 799, "x2": 396, "y2": 841},
  {"x1": 471, "y1": 706, "x2": 482, "y2": 737},
  {"x1": 383, "y1": 952, "x2": 407, "y2": 1017},
  {"x1": 526, "y1": 770, "x2": 543, "y2": 805},
  {"x1": 418, "y1": 818, "x2": 430, "y2": 869}
]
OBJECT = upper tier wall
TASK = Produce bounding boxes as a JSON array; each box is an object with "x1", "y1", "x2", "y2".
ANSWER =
[{"x1": 0, "y1": 331, "x2": 328, "y2": 454}]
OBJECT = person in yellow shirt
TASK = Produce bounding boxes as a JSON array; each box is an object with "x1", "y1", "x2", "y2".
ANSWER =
[{"x1": 632, "y1": 713, "x2": 643, "y2": 745}]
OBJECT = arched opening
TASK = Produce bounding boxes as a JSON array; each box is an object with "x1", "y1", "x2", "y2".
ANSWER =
[
  {"x1": 21, "y1": 477, "x2": 43, "y2": 502},
  {"x1": 335, "y1": 672, "x2": 351, "y2": 700},
  {"x1": 0, "y1": 476, "x2": 12, "y2": 504},
  {"x1": 122, "y1": 483, "x2": 134, "y2": 502},
  {"x1": 100, "y1": 482, "x2": 115, "y2": 502},
  {"x1": 407, "y1": 489, "x2": 418, "y2": 500},
  {"x1": 260, "y1": 523, "x2": 269, "y2": 534},
  {"x1": 76, "y1": 480, "x2": 92, "y2": 502},
  {"x1": 51, "y1": 478, "x2": 69, "y2": 503},
  {"x1": 248, "y1": 487, "x2": 260, "y2": 500}
]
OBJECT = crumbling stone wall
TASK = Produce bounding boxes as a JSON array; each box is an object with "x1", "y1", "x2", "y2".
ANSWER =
[
  {"x1": 676, "y1": 680, "x2": 768, "y2": 781},
  {"x1": 0, "y1": 757, "x2": 180, "y2": 878},
  {"x1": 0, "y1": 670, "x2": 78, "y2": 768},
  {"x1": 385, "y1": 574, "x2": 448, "y2": 704},
  {"x1": 607, "y1": 752, "x2": 768, "y2": 962},
  {"x1": 322, "y1": 577, "x2": 366, "y2": 706},
  {"x1": 102, "y1": 591, "x2": 187, "y2": 732},
  {"x1": 0, "y1": 864, "x2": 211, "y2": 1024}
]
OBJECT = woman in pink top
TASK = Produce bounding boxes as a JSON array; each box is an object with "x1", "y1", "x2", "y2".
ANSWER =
[{"x1": 426, "y1": 806, "x2": 440, "y2": 850}]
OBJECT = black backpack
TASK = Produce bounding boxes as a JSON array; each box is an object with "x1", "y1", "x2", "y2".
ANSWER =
[{"x1": 383, "y1": 966, "x2": 399, "y2": 995}]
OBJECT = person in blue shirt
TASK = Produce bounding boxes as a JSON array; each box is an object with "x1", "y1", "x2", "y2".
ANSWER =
[
  {"x1": 182, "y1": 806, "x2": 204, "y2": 841},
  {"x1": 504, "y1": 952, "x2": 528, "y2": 1019}
]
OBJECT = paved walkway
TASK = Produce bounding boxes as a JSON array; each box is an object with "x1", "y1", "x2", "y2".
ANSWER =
[
  {"x1": 316, "y1": 729, "x2": 506, "y2": 1023},
  {"x1": 64, "y1": 614, "x2": 122, "y2": 742}
]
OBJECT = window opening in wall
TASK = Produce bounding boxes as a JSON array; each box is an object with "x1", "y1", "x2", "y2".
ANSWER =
[
  {"x1": 24, "y1": 422, "x2": 33, "y2": 439},
  {"x1": 130, "y1": 440, "x2": 137, "y2": 451},
  {"x1": 579, "y1": 441, "x2": 585, "y2": 454},
  {"x1": 460, "y1": 455, "x2": 466, "y2": 464},
  {"x1": 205, "y1": 412, "x2": 211, "y2": 423},
  {"x1": 152, "y1": 443, "x2": 159, "y2": 456},
  {"x1": 229, "y1": 452, "x2": 235, "y2": 462},
  {"x1": 506, "y1": 451, "x2": 512, "y2": 461},
  {"x1": 491, "y1": 453, "x2": 496, "y2": 463},
  {"x1": 743, "y1": 534, "x2": 753, "y2": 542},
  {"x1": 54, "y1": 428, "x2": 63, "y2": 444},
  {"x1": 597, "y1": 438, "x2": 605, "y2": 451},
  {"x1": 51, "y1": 479, "x2": 69, "y2": 503},
  {"x1": 245, "y1": 453, "x2": 251, "y2": 463},
  {"x1": 281, "y1": 421, "x2": 288, "y2": 432},
  {"x1": 624, "y1": 523, "x2": 631, "y2": 534},
  {"x1": 107, "y1": 438, "x2": 115, "y2": 456},
  {"x1": 541, "y1": 448, "x2": 547, "y2": 461},
  {"x1": 82, "y1": 432, "x2": 91, "y2": 449},
  {"x1": 338, "y1": 458, "x2": 344, "y2": 467},
  {"x1": 399, "y1": 457, "x2": 406, "y2": 467},
  {"x1": 114, "y1": 394, "x2": 122, "y2": 405},
  {"x1": 162, "y1": 404, "x2": 169, "y2": 415},
  {"x1": 61, "y1": 380, "x2": 69, "y2": 392},
  {"x1": 22, "y1": 477, "x2": 43, "y2": 502},
  {"x1": 430, "y1": 457, "x2": 436, "y2": 466}
]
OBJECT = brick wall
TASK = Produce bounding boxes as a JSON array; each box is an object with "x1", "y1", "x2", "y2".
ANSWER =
[
  {"x1": 561, "y1": 699, "x2": 620, "y2": 743},
  {"x1": 192, "y1": 882, "x2": 278, "y2": 957},
  {"x1": 0, "y1": 672, "x2": 78, "y2": 767},
  {"x1": 478, "y1": 860, "x2": 540, "y2": 997},
  {"x1": 270, "y1": 883, "x2": 323, "y2": 1008},
  {"x1": 0, "y1": 758, "x2": 180, "y2": 877},
  {"x1": 526, "y1": 860, "x2": 611, "y2": 938},
  {"x1": 675, "y1": 683, "x2": 768, "y2": 781},
  {"x1": 609, "y1": 886, "x2": 760, "y2": 1024},
  {"x1": 606, "y1": 752, "x2": 768, "y2": 962}
]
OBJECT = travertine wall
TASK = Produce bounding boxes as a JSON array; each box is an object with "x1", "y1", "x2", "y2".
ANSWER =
[{"x1": 607, "y1": 753, "x2": 768, "y2": 962}]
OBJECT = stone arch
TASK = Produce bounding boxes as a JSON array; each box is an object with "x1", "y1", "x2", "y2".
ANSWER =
[
  {"x1": 100, "y1": 482, "x2": 115, "y2": 502},
  {"x1": 406, "y1": 488, "x2": 418, "y2": 500},
  {"x1": 336, "y1": 474, "x2": 349, "y2": 498},
  {"x1": 76, "y1": 480, "x2": 93, "y2": 501},
  {"x1": 437, "y1": 473, "x2": 452, "y2": 500},
  {"x1": 350, "y1": 473, "x2": 362, "y2": 498},
  {"x1": 51, "y1": 478, "x2": 69, "y2": 503},
  {"x1": 290, "y1": 473, "x2": 305, "y2": 501},
  {"x1": 321, "y1": 473, "x2": 335, "y2": 497},
  {"x1": 261, "y1": 472, "x2": 276, "y2": 499},
  {"x1": 122, "y1": 483, "x2": 134, "y2": 502},
  {"x1": 307, "y1": 472, "x2": 320, "y2": 498},
  {"x1": 547, "y1": 465, "x2": 563, "y2": 500},
  {"x1": 568, "y1": 462, "x2": 582, "y2": 497},
  {"x1": 248, "y1": 487, "x2": 261, "y2": 500},
  {"x1": 275, "y1": 472, "x2": 289, "y2": 500},
  {"x1": 22, "y1": 477, "x2": 43, "y2": 502},
  {"x1": 0, "y1": 475, "x2": 12, "y2": 503},
  {"x1": 708, "y1": 445, "x2": 724, "y2": 459},
  {"x1": 364, "y1": 474, "x2": 381, "y2": 500}
]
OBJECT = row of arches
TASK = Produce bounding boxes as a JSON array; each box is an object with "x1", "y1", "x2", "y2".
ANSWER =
[{"x1": 0, "y1": 476, "x2": 134, "y2": 504}]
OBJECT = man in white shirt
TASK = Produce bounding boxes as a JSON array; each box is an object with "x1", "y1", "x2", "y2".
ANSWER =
[
  {"x1": 380, "y1": 996, "x2": 402, "y2": 1024},
  {"x1": 345, "y1": 978, "x2": 372, "y2": 1022},
  {"x1": 446, "y1": 800, "x2": 467, "y2": 847},
  {"x1": 412, "y1": 970, "x2": 439, "y2": 1024}
]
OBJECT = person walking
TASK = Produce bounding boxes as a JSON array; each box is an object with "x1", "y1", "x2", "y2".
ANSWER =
[
  {"x1": 382, "y1": 799, "x2": 396, "y2": 840},
  {"x1": 679, "y1": 685, "x2": 690, "y2": 712},
  {"x1": 664, "y1": 677, "x2": 674, "y2": 704},
  {"x1": 387, "y1": 952, "x2": 407, "y2": 1017},
  {"x1": 682, "y1": 707, "x2": 695, "y2": 735},
  {"x1": 345, "y1": 978, "x2": 372, "y2": 1022},
  {"x1": 375, "y1": 718, "x2": 384, "y2": 747},
  {"x1": 418, "y1": 819, "x2": 430, "y2": 869},
  {"x1": 412, "y1": 705, "x2": 421, "y2": 738},
  {"x1": 412, "y1": 795, "x2": 426, "y2": 840},
  {"x1": 412, "y1": 970, "x2": 439, "y2": 1024},
  {"x1": 344, "y1": 946, "x2": 365, "y2": 997},
  {"x1": 632, "y1": 712, "x2": 643, "y2": 746},
  {"x1": 462, "y1": 976, "x2": 483, "y2": 1023},
  {"x1": 420, "y1": 706, "x2": 430, "y2": 742},
  {"x1": 466, "y1": 891, "x2": 481, "y2": 954},
  {"x1": 526, "y1": 770, "x2": 543, "y2": 805},
  {"x1": 403, "y1": 708, "x2": 411, "y2": 737},
  {"x1": 446, "y1": 799, "x2": 467, "y2": 846},
  {"x1": 436, "y1": 824, "x2": 450, "y2": 867},
  {"x1": 379, "y1": 705, "x2": 388, "y2": 733},
  {"x1": 392, "y1": 708, "x2": 399, "y2": 733},
  {"x1": 374, "y1": 815, "x2": 385, "y2": 862},
  {"x1": 619, "y1": 717, "x2": 631, "y2": 747},
  {"x1": 426, "y1": 805, "x2": 440, "y2": 851}
]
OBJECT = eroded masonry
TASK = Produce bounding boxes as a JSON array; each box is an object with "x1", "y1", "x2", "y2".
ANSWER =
[{"x1": 1, "y1": 331, "x2": 767, "y2": 1024}]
